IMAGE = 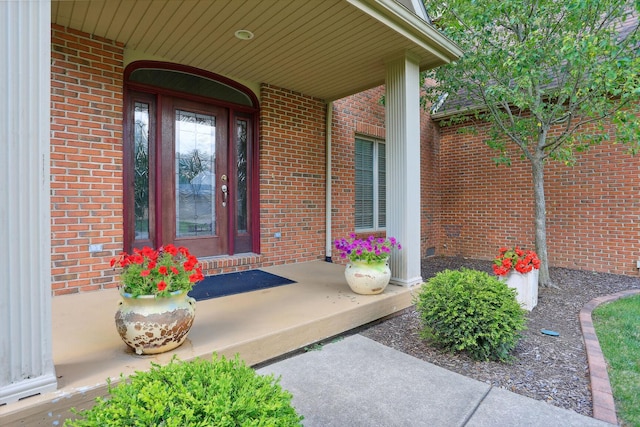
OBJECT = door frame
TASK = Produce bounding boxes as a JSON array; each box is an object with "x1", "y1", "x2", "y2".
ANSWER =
[{"x1": 123, "y1": 61, "x2": 261, "y2": 256}]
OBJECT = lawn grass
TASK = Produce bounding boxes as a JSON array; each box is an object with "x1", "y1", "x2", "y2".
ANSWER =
[{"x1": 592, "y1": 294, "x2": 640, "y2": 427}]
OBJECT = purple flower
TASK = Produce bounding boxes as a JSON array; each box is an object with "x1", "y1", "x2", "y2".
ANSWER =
[{"x1": 333, "y1": 234, "x2": 402, "y2": 264}]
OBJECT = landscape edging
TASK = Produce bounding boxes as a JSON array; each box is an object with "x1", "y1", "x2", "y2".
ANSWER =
[{"x1": 579, "y1": 289, "x2": 640, "y2": 425}]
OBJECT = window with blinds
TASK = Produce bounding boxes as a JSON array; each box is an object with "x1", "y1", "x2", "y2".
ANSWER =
[{"x1": 355, "y1": 137, "x2": 386, "y2": 231}]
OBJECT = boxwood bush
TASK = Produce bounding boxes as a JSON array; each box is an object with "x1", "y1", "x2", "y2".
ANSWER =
[
  {"x1": 65, "y1": 355, "x2": 303, "y2": 427},
  {"x1": 415, "y1": 268, "x2": 526, "y2": 361}
]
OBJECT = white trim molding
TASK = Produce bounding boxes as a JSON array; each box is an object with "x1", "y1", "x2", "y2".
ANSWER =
[{"x1": 0, "y1": 0, "x2": 57, "y2": 404}]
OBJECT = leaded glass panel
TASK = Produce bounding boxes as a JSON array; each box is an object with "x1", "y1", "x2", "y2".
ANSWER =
[
  {"x1": 134, "y1": 102, "x2": 150, "y2": 240},
  {"x1": 175, "y1": 110, "x2": 216, "y2": 237}
]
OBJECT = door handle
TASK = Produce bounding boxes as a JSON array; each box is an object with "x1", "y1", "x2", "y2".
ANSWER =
[{"x1": 221, "y1": 184, "x2": 228, "y2": 207}]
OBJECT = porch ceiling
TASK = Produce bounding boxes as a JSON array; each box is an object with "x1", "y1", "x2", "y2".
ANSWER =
[{"x1": 51, "y1": 0, "x2": 461, "y2": 101}]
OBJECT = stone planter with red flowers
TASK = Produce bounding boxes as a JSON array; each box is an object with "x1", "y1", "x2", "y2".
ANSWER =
[
  {"x1": 110, "y1": 245, "x2": 204, "y2": 355},
  {"x1": 493, "y1": 246, "x2": 541, "y2": 311}
]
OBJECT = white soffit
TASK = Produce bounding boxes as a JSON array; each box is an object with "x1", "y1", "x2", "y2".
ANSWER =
[{"x1": 51, "y1": 0, "x2": 461, "y2": 101}]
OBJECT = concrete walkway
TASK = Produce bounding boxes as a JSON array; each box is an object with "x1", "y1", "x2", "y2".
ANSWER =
[{"x1": 258, "y1": 334, "x2": 613, "y2": 427}]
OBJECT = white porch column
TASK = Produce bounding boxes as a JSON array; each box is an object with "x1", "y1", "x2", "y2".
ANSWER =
[
  {"x1": 0, "y1": 0, "x2": 57, "y2": 404},
  {"x1": 385, "y1": 53, "x2": 423, "y2": 287}
]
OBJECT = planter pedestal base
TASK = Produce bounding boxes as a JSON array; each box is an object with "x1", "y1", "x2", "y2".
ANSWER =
[{"x1": 501, "y1": 270, "x2": 538, "y2": 311}]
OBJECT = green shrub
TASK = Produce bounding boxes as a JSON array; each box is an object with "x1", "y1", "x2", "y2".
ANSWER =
[
  {"x1": 414, "y1": 268, "x2": 526, "y2": 361},
  {"x1": 65, "y1": 355, "x2": 303, "y2": 427}
]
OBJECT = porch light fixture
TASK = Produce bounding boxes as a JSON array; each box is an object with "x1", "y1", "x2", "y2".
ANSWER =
[{"x1": 234, "y1": 29, "x2": 254, "y2": 40}]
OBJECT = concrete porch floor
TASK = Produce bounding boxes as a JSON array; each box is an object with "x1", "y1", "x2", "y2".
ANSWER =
[{"x1": 0, "y1": 260, "x2": 416, "y2": 426}]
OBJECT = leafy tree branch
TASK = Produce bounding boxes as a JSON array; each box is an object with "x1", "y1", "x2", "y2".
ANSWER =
[{"x1": 425, "y1": 0, "x2": 640, "y2": 287}]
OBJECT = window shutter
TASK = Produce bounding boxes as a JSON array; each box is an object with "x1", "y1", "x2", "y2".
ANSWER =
[
  {"x1": 355, "y1": 138, "x2": 374, "y2": 229},
  {"x1": 378, "y1": 143, "x2": 386, "y2": 228}
]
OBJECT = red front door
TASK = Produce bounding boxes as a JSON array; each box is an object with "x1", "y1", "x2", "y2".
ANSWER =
[
  {"x1": 162, "y1": 98, "x2": 229, "y2": 257},
  {"x1": 126, "y1": 92, "x2": 230, "y2": 257}
]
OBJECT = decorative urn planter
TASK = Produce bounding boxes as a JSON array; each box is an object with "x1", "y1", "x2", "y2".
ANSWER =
[
  {"x1": 115, "y1": 290, "x2": 196, "y2": 355},
  {"x1": 344, "y1": 257, "x2": 391, "y2": 295},
  {"x1": 500, "y1": 269, "x2": 538, "y2": 311}
]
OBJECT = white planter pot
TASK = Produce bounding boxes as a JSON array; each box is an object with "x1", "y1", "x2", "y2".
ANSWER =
[
  {"x1": 344, "y1": 258, "x2": 391, "y2": 295},
  {"x1": 500, "y1": 270, "x2": 538, "y2": 311},
  {"x1": 115, "y1": 290, "x2": 196, "y2": 355}
]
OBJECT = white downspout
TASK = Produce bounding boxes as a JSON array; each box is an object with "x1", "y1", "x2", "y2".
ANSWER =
[{"x1": 325, "y1": 101, "x2": 333, "y2": 262}]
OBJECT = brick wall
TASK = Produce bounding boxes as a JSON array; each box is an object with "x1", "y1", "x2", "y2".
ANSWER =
[
  {"x1": 50, "y1": 25, "x2": 124, "y2": 295},
  {"x1": 437, "y1": 119, "x2": 640, "y2": 276},
  {"x1": 258, "y1": 84, "x2": 328, "y2": 265},
  {"x1": 331, "y1": 87, "x2": 385, "y2": 254},
  {"x1": 331, "y1": 86, "x2": 441, "y2": 262},
  {"x1": 49, "y1": 25, "x2": 332, "y2": 295},
  {"x1": 420, "y1": 106, "x2": 441, "y2": 257},
  {"x1": 52, "y1": 24, "x2": 636, "y2": 294}
]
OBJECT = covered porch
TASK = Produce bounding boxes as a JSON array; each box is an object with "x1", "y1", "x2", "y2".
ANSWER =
[
  {"x1": 0, "y1": 261, "x2": 416, "y2": 425},
  {"x1": 0, "y1": 0, "x2": 462, "y2": 411}
]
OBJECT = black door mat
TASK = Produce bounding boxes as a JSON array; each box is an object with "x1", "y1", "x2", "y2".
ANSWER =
[{"x1": 188, "y1": 269, "x2": 297, "y2": 301}]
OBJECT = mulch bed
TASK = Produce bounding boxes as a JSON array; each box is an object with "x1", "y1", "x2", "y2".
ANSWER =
[{"x1": 359, "y1": 256, "x2": 640, "y2": 417}]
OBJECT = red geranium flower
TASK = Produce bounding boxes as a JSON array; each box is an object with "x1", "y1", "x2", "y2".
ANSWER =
[
  {"x1": 110, "y1": 245, "x2": 204, "y2": 297},
  {"x1": 493, "y1": 246, "x2": 540, "y2": 276}
]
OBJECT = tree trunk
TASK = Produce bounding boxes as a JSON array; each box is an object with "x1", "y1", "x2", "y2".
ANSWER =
[{"x1": 531, "y1": 156, "x2": 556, "y2": 288}]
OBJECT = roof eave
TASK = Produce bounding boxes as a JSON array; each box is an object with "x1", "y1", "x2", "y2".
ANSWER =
[{"x1": 348, "y1": 0, "x2": 463, "y2": 68}]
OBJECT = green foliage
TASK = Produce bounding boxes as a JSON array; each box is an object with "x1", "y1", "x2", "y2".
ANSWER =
[
  {"x1": 592, "y1": 294, "x2": 640, "y2": 427},
  {"x1": 414, "y1": 268, "x2": 526, "y2": 361},
  {"x1": 424, "y1": 0, "x2": 640, "y2": 287},
  {"x1": 111, "y1": 245, "x2": 204, "y2": 297},
  {"x1": 65, "y1": 355, "x2": 304, "y2": 427},
  {"x1": 424, "y1": 0, "x2": 640, "y2": 163}
]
